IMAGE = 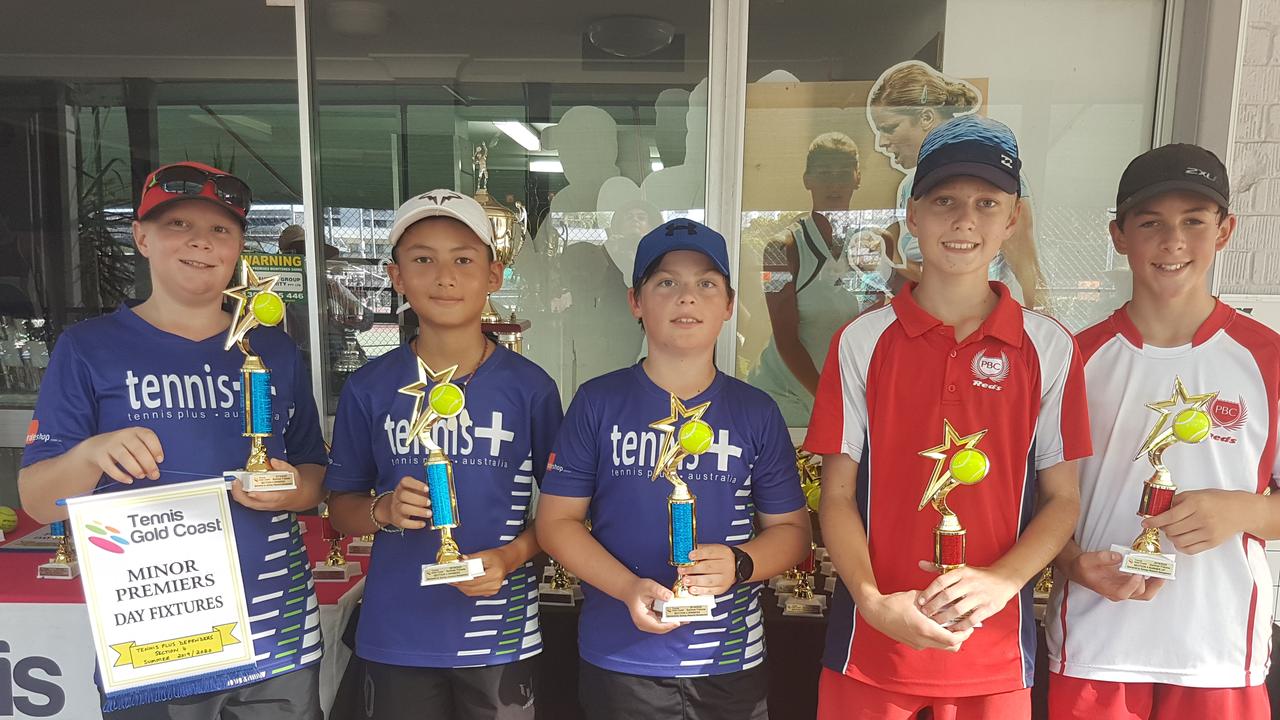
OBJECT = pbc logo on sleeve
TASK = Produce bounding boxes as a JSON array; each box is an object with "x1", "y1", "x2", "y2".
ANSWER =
[
  {"x1": 970, "y1": 350, "x2": 1010, "y2": 391},
  {"x1": 1209, "y1": 396, "x2": 1247, "y2": 443}
]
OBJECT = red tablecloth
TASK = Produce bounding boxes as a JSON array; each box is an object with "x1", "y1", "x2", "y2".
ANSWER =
[{"x1": 0, "y1": 509, "x2": 365, "y2": 604}]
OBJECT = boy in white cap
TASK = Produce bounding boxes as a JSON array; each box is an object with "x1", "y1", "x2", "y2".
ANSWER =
[{"x1": 325, "y1": 190, "x2": 563, "y2": 719}]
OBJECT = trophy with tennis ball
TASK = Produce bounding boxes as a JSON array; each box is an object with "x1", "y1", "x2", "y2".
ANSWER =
[
  {"x1": 919, "y1": 420, "x2": 990, "y2": 572},
  {"x1": 650, "y1": 395, "x2": 718, "y2": 622},
  {"x1": 223, "y1": 261, "x2": 295, "y2": 492},
  {"x1": 399, "y1": 357, "x2": 484, "y2": 585},
  {"x1": 1113, "y1": 377, "x2": 1216, "y2": 580}
]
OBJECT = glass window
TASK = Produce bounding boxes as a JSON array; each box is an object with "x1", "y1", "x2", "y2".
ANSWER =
[
  {"x1": 736, "y1": 0, "x2": 1166, "y2": 427},
  {"x1": 311, "y1": 4, "x2": 711, "y2": 410},
  {"x1": 0, "y1": 2, "x2": 303, "y2": 499}
]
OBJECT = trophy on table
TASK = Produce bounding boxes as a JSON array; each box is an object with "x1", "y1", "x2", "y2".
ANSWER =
[
  {"x1": 650, "y1": 395, "x2": 718, "y2": 622},
  {"x1": 37, "y1": 520, "x2": 79, "y2": 580},
  {"x1": 347, "y1": 490, "x2": 375, "y2": 557},
  {"x1": 918, "y1": 420, "x2": 991, "y2": 573},
  {"x1": 782, "y1": 543, "x2": 827, "y2": 617},
  {"x1": 222, "y1": 261, "x2": 296, "y2": 492},
  {"x1": 473, "y1": 144, "x2": 531, "y2": 352},
  {"x1": 400, "y1": 358, "x2": 484, "y2": 586},
  {"x1": 539, "y1": 558, "x2": 584, "y2": 606},
  {"x1": 314, "y1": 505, "x2": 362, "y2": 582},
  {"x1": 1112, "y1": 377, "x2": 1216, "y2": 580}
]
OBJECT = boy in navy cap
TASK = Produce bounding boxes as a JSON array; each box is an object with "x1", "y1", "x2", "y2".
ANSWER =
[
  {"x1": 807, "y1": 116, "x2": 1091, "y2": 719},
  {"x1": 537, "y1": 219, "x2": 811, "y2": 720}
]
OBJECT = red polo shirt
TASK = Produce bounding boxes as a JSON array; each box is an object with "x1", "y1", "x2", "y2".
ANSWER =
[{"x1": 805, "y1": 282, "x2": 1091, "y2": 697}]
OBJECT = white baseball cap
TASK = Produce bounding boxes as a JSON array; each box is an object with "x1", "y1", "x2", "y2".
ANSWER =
[{"x1": 388, "y1": 189, "x2": 495, "y2": 255}]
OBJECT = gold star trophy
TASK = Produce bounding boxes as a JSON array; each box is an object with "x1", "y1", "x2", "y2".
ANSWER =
[
  {"x1": 1112, "y1": 377, "x2": 1216, "y2": 580},
  {"x1": 314, "y1": 504, "x2": 362, "y2": 582},
  {"x1": 650, "y1": 395, "x2": 717, "y2": 622},
  {"x1": 223, "y1": 261, "x2": 295, "y2": 492},
  {"x1": 919, "y1": 420, "x2": 991, "y2": 572},
  {"x1": 400, "y1": 358, "x2": 484, "y2": 585}
]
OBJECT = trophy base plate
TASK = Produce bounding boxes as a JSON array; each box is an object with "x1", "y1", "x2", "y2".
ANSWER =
[
  {"x1": 1111, "y1": 544, "x2": 1176, "y2": 580},
  {"x1": 420, "y1": 558, "x2": 484, "y2": 586},
  {"x1": 656, "y1": 594, "x2": 717, "y2": 622},
  {"x1": 347, "y1": 540, "x2": 374, "y2": 556},
  {"x1": 783, "y1": 595, "x2": 827, "y2": 617},
  {"x1": 769, "y1": 576, "x2": 800, "y2": 595},
  {"x1": 313, "y1": 562, "x2": 362, "y2": 582},
  {"x1": 820, "y1": 561, "x2": 834, "y2": 576},
  {"x1": 225, "y1": 470, "x2": 297, "y2": 492},
  {"x1": 538, "y1": 583, "x2": 583, "y2": 606},
  {"x1": 814, "y1": 547, "x2": 829, "y2": 563},
  {"x1": 37, "y1": 561, "x2": 79, "y2": 580},
  {"x1": 824, "y1": 576, "x2": 837, "y2": 594}
]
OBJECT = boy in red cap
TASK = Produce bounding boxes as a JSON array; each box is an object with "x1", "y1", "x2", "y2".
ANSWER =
[{"x1": 20, "y1": 162, "x2": 328, "y2": 719}]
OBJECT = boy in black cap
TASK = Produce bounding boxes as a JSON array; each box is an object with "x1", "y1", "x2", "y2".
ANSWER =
[{"x1": 1045, "y1": 144, "x2": 1279, "y2": 719}]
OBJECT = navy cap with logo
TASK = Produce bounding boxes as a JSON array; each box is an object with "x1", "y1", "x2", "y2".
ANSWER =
[
  {"x1": 912, "y1": 115, "x2": 1022, "y2": 199},
  {"x1": 632, "y1": 219, "x2": 732, "y2": 289},
  {"x1": 1115, "y1": 143, "x2": 1230, "y2": 219}
]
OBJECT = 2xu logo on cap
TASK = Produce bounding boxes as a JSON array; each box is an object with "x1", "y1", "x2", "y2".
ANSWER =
[{"x1": 1185, "y1": 167, "x2": 1217, "y2": 182}]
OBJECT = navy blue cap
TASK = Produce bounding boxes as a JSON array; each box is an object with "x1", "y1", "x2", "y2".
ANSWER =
[
  {"x1": 912, "y1": 115, "x2": 1021, "y2": 199},
  {"x1": 632, "y1": 219, "x2": 732, "y2": 289}
]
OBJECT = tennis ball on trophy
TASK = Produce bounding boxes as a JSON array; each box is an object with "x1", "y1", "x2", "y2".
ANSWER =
[
  {"x1": 804, "y1": 483, "x2": 822, "y2": 513},
  {"x1": 679, "y1": 420, "x2": 713, "y2": 456},
  {"x1": 429, "y1": 383, "x2": 465, "y2": 418},
  {"x1": 251, "y1": 292, "x2": 285, "y2": 327},
  {"x1": 1173, "y1": 408, "x2": 1211, "y2": 444},
  {"x1": 0, "y1": 505, "x2": 16, "y2": 533},
  {"x1": 950, "y1": 449, "x2": 990, "y2": 485}
]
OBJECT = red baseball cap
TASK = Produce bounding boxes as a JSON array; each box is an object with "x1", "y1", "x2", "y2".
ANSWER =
[{"x1": 136, "y1": 161, "x2": 252, "y2": 227}]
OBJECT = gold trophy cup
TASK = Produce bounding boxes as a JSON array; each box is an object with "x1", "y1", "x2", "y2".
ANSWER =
[{"x1": 473, "y1": 144, "x2": 531, "y2": 352}]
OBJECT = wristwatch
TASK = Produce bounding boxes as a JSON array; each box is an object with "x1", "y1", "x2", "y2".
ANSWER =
[{"x1": 730, "y1": 546, "x2": 754, "y2": 585}]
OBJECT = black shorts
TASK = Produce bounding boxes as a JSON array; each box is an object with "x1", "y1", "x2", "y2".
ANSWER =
[
  {"x1": 102, "y1": 664, "x2": 321, "y2": 720},
  {"x1": 362, "y1": 658, "x2": 537, "y2": 720},
  {"x1": 577, "y1": 659, "x2": 769, "y2": 720}
]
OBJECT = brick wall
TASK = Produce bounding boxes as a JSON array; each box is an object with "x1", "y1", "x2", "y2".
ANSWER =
[
  {"x1": 1226, "y1": 0, "x2": 1280, "y2": 294},
  {"x1": 1231, "y1": 0, "x2": 1280, "y2": 619}
]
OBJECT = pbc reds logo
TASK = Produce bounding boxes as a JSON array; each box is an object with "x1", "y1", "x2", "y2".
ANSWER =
[
  {"x1": 1209, "y1": 396, "x2": 1248, "y2": 433},
  {"x1": 971, "y1": 350, "x2": 1009, "y2": 390}
]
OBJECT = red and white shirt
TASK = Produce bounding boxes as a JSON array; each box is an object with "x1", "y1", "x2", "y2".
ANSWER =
[
  {"x1": 1046, "y1": 301, "x2": 1280, "y2": 688},
  {"x1": 806, "y1": 282, "x2": 1091, "y2": 697}
]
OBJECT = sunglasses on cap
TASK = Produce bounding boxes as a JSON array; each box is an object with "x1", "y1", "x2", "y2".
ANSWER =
[{"x1": 146, "y1": 165, "x2": 252, "y2": 215}]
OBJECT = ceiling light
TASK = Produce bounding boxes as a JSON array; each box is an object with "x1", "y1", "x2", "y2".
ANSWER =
[
  {"x1": 529, "y1": 160, "x2": 563, "y2": 174},
  {"x1": 586, "y1": 16, "x2": 675, "y2": 58},
  {"x1": 495, "y1": 121, "x2": 541, "y2": 151}
]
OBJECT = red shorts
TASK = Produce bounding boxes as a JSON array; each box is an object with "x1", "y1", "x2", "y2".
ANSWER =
[
  {"x1": 817, "y1": 668, "x2": 1030, "y2": 720},
  {"x1": 1048, "y1": 672, "x2": 1270, "y2": 720}
]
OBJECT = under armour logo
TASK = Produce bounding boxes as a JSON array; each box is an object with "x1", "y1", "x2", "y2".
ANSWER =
[
  {"x1": 999, "y1": 154, "x2": 1014, "y2": 169},
  {"x1": 665, "y1": 221, "x2": 698, "y2": 236},
  {"x1": 1185, "y1": 167, "x2": 1217, "y2": 182},
  {"x1": 418, "y1": 190, "x2": 463, "y2": 205}
]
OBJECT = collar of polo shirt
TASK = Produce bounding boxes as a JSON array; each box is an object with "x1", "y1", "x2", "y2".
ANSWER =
[{"x1": 892, "y1": 281, "x2": 1025, "y2": 347}]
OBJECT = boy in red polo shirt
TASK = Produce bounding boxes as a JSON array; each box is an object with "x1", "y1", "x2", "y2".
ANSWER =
[
  {"x1": 1045, "y1": 145, "x2": 1280, "y2": 720},
  {"x1": 805, "y1": 115, "x2": 1091, "y2": 719}
]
